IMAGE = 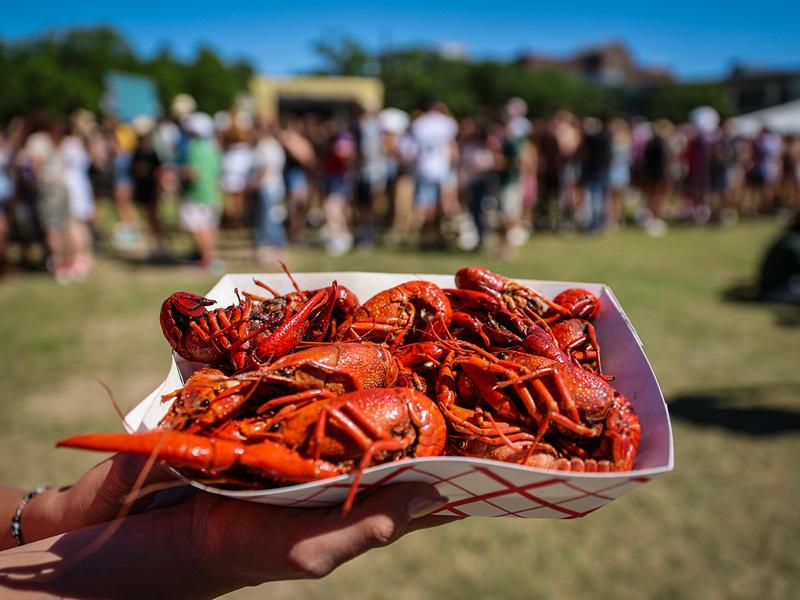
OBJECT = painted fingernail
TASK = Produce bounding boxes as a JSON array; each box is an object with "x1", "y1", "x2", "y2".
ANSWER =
[{"x1": 407, "y1": 496, "x2": 449, "y2": 519}]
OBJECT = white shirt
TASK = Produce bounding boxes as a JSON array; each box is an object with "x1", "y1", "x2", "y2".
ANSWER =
[
  {"x1": 251, "y1": 136, "x2": 286, "y2": 192},
  {"x1": 60, "y1": 136, "x2": 95, "y2": 221},
  {"x1": 411, "y1": 111, "x2": 458, "y2": 183}
]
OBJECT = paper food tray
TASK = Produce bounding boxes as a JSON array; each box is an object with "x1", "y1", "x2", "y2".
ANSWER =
[{"x1": 125, "y1": 272, "x2": 674, "y2": 519}]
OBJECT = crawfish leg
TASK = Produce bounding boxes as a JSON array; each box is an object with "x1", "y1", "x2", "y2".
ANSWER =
[{"x1": 256, "y1": 389, "x2": 336, "y2": 415}]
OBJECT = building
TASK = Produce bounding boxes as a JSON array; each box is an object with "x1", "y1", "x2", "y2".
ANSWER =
[
  {"x1": 517, "y1": 41, "x2": 673, "y2": 86},
  {"x1": 249, "y1": 75, "x2": 384, "y2": 121},
  {"x1": 725, "y1": 65, "x2": 800, "y2": 113}
]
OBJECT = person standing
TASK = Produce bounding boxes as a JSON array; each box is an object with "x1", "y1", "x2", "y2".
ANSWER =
[
  {"x1": 23, "y1": 121, "x2": 73, "y2": 282},
  {"x1": 220, "y1": 112, "x2": 254, "y2": 229},
  {"x1": 60, "y1": 121, "x2": 95, "y2": 279},
  {"x1": 354, "y1": 107, "x2": 387, "y2": 248},
  {"x1": 607, "y1": 118, "x2": 632, "y2": 230},
  {"x1": 130, "y1": 119, "x2": 166, "y2": 260},
  {"x1": 180, "y1": 112, "x2": 223, "y2": 273},
  {"x1": 320, "y1": 128, "x2": 356, "y2": 256},
  {"x1": 579, "y1": 117, "x2": 611, "y2": 232},
  {"x1": 280, "y1": 116, "x2": 316, "y2": 243},
  {"x1": 410, "y1": 101, "x2": 458, "y2": 249},
  {"x1": 250, "y1": 121, "x2": 287, "y2": 265}
]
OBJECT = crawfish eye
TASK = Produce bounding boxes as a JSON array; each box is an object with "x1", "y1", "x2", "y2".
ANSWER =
[{"x1": 270, "y1": 422, "x2": 281, "y2": 432}]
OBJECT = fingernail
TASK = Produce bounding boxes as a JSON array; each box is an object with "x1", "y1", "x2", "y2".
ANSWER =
[{"x1": 407, "y1": 496, "x2": 449, "y2": 519}]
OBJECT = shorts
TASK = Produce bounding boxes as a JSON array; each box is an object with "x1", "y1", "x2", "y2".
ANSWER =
[
  {"x1": 179, "y1": 202, "x2": 221, "y2": 232},
  {"x1": 324, "y1": 175, "x2": 349, "y2": 198},
  {"x1": 414, "y1": 177, "x2": 440, "y2": 210},
  {"x1": 500, "y1": 181, "x2": 523, "y2": 221},
  {"x1": 114, "y1": 153, "x2": 133, "y2": 188},
  {"x1": 37, "y1": 183, "x2": 71, "y2": 229},
  {"x1": 286, "y1": 168, "x2": 309, "y2": 196}
]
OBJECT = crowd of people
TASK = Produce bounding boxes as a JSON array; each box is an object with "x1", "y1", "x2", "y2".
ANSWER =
[{"x1": 1, "y1": 95, "x2": 800, "y2": 279}]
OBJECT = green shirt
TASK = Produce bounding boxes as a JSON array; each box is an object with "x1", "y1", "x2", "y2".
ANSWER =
[{"x1": 186, "y1": 139, "x2": 222, "y2": 206}]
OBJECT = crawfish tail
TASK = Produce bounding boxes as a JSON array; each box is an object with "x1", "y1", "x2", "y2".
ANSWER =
[{"x1": 57, "y1": 431, "x2": 342, "y2": 482}]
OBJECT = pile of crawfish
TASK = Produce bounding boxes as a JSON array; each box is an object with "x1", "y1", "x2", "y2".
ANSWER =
[{"x1": 58, "y1": 267, "x2": 641, "y2": 512}]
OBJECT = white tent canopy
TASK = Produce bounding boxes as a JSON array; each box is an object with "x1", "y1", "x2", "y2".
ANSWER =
[{"x1": 732, "y1": 100, "x2": 800, "y2": 137}]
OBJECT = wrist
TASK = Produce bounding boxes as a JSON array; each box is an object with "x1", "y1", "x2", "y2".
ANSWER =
[{"x1": 19, "y1": 486, "x2": 69, "y2": 544}]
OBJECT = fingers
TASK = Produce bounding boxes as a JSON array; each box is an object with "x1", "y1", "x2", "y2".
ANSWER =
[{"x1": 282, "y1": 482, "x2": 451, "y2": 579}]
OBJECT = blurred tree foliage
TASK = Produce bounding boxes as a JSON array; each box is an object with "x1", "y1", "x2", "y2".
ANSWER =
[
  {"x1": 314, "y1": 35, "x2": 735, "y2": 122},
  {"x1": 0, "y1": 27, "x2": 736, "y2": 124},
  {"x1": 643, "y1": 83, "x2": 737, "y2": 122},
  {"x1": 0, "y1": 26, "x2": 253, "y2": 123}
]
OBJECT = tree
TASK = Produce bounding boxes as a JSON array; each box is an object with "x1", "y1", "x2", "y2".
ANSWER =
[
  {"x1": 312, "y1": 35, "x2": 374, "y2": 76},
  {"x1": 645, "y1": 83, "x2": 735, "y2": 122},
  {"x1": 0, "y1": 27, "x2": 257, "y2": 123}
]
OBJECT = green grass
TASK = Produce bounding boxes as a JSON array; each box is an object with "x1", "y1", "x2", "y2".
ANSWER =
[{"x1": 1, "y1": 221, "x2": 798, "y2": 599}]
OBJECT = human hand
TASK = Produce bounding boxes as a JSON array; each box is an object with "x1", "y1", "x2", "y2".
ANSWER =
[
  {"x1": 0, "y1": 481, "x2": 457, "y2": 599},
  {"x1": 185, "y1": 481, "x2": 454, "y2": 586}
]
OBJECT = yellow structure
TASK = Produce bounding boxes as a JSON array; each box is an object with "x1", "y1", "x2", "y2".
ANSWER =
[{"x1": 249, "y1": 74, "x2": 384, "y2": 120}]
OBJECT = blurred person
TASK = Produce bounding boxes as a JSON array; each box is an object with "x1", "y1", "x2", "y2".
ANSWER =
[
  {"x1": 578, "y1": 117, "x2": 611, "y2": 233},
  {"x1": 130, "y1": 117, "x2": 167, "y2": 259},
  {"x1": 751, "y1": 128, "x2": 784, "y2": 214},
  {"x1": 710, "y1": 119, "x2": 743, "y2": 224},
  {"x1": 608, "y1": 118, "x2": 632, "y2": 229},
  {"x1": 22, "y1": 120, "x2": 73, "y2": 282},
  {"x1": 640, "y1": 119, "x2": 674, "y2": 236},
  {"x1": 354, "y1": 106, "x2": 387, "y2": 248},
  {"x1": 536, "y1": 115, "x2": 564, "y2": 231},
  {"x1": 0, "y1": 454, "x2": 454, "y2": 598},
  {"x1": 152, "y1": 117, "x2": 182, "y2": 205},
  {"x1": 86, "y1": 123, "x2": 114, "y2": 215},
  {"x1": 378, "y1": 107, "x2": 411, "y2": 230},
  {"x1": 757, "y1": 211, "x2": 800, "y2": 302},
  {"x1": 280, "y1": 116, "x2": 317, "y2": 243},
  {"x1": 320, "y1": 128, "x2": 356, "y2": 256},
  {"x1": 782, "y1": 136, "x2": 800, "y2": 212},
  {"x1": 684, "y1": 125, "x2": 715, "y2": 225},
  {"x1": 385, "y1": 127, "x2": 419, "y2": 246},
  {"x1": 111, "y1": 120, "x2": 140, "y2": 248},
  {"x1": 220, "y1": 111, "x2": 254, "y2": 228},
  {"x1": 0, "y1": 130, "x2": 12, "y2": 272},
  {"x1": 460, "y1": 122, "x2": 495, "y2": 250},
  {"x1": 553, "y1": 110, "x2": 583, "y2": 231},
  {"x1": 250, "y1": 120, "x2": 287, "y2": 265},
  {"x1": 180, "y1": 112, "x2": 223, "y2": 273},
  {"x1": 60, "y1": 120, "x2": 95, "y2": 279},
  {"x1": 7, "y1": 117, "x2": 46, "y2": 270},
  {"x1": 410, "y1": 100, "x2": 458, "y2": 249},
  {"x1": 519, "y1": 129, "x2": 539, "y2": 233},
  {"x1": 498, "y1": 98, "x2": 533, "y2": 256}
]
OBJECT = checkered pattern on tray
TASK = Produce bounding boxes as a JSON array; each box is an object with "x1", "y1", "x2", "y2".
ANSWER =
[{"x1": 235, "y1": 460, "x2": 651, "y2": 519}]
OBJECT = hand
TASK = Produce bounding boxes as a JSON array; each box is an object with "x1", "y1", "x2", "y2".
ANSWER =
[
  {"x1": 0, "y1": 481, "x2": 457, "y2": 599},
  {"x1": 187, "y1": 481, "x2": 454, "y2": 584}
]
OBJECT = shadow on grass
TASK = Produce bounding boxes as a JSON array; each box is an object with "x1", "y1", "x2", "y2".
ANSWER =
[
  {"x1": 669, "y1": 384, "x2": 800, "y2": 436},
  {"x1": 721, "y1": 282, "x2": 800, "y2": 328}
]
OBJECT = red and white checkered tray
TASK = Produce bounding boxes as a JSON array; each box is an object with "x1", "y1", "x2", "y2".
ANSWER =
[{"x1": 125, "y1": 272, "x2": 674, "y2": 519}]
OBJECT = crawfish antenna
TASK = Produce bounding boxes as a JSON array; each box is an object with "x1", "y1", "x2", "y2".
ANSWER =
[
  {"x1": 280, "y1": 260, "x2": 302, "y2": 293},
  {"x1": 93, "y1": 376, "x2": 130, "y2": 430}
]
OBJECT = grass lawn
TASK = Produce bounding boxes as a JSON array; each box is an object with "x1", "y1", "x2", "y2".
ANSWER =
[{"x1": 1, "y1": 220, "x2": 798, "y2": 599}]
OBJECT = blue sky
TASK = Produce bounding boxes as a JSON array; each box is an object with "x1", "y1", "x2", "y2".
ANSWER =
[{"x1": 2, "y1": 1, "x2": 799, "y2": 79}]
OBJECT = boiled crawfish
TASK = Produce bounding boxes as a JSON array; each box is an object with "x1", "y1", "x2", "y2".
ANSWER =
[
  {"x1": 160, "y1": 283, "x2": 341, "y2": 371},
  {"x1": 58, "y1": 387, "x2": 446, "y2": 513}
]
